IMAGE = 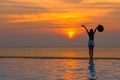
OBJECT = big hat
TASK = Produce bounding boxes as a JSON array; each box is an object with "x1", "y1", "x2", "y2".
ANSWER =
[{"x1": 97, "y1": 25, "x2": 104, "y2": 32}]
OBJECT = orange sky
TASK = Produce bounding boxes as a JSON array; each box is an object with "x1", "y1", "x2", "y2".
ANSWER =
[{"x1": 0, "y1": 0, "x2": 120, "y2": 47}]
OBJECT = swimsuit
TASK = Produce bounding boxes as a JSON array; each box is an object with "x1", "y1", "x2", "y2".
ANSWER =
[{"x1": 88, "y1": 40, "x2": 94, "y2": 46}]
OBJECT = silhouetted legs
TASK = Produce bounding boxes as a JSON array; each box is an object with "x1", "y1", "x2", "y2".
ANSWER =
[{"x1": 89, "y1": 46, "x2": 94, "y2": 58}]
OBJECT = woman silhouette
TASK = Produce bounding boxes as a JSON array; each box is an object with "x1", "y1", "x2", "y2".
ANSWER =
[{"x1": 81, "y1": 25, "x2": 98, "y2": 58}]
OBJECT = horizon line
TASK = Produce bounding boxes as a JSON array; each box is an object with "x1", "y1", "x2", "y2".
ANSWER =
[{"x1": 0, "y1": 56, "x2": 120, "y2": 60}]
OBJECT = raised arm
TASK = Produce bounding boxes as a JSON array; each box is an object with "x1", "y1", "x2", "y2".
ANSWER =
[
  {"x1": 93, "y1": 26, "x2": 98, "y2": 33},
  {"x1": 81, "y1": 25, "x2": 89, "y2": 34}
]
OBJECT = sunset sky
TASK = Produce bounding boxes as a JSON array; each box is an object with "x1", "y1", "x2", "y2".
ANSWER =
[{"x1": 0, "y1": 0, "x2": 120, "y2": 47}]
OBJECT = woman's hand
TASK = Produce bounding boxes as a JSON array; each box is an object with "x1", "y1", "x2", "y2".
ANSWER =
[{"x1": 81, "y1": 25, "x2": 85, "y2": 27}]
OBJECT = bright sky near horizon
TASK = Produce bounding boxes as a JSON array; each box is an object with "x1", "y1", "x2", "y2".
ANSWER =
[{"x1": 0, "y1": 0, "x2": 120, "y2": 47}]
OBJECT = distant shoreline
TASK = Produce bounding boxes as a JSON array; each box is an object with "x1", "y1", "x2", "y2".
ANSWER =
[
  {"x1": 0, "y1": 46, "x2": 120, "y2": 48},
  {"x1": 0, "y1": 56, "x2": 120, "y2": 60}
]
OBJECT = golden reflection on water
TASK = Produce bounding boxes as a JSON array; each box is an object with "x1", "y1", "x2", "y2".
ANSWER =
[
  {"x1": 0, "y1": 58, "x2": 120, "y2": 80},
  {"x1": 58, "y1": 60, "x2": 87, "y2": 80},
  {"x1": 64, "y1": 52, "x2": 78, "y2": 57},
  {"x1": 61, "y1": 60, "x2": 78, "y2": 80}
]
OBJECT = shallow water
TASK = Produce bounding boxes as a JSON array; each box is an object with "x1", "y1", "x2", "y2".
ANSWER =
[
  {"x1": 0, "y1": 47, "x2": 120, "y2": 58},
  {"x1": 0, "y1": 47, "x2": 120, "y2": 80},
  {"x1": 0, "y1": 58, "x2": 120, "y2": 80}
]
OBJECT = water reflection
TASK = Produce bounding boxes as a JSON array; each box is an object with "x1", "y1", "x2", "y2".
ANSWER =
[
  {"x1": 88, "y1": 58, "x2": 96, "y2": 80},
  {"x1": 61, "y1": 60, "x2": 78, "y2": 80}
]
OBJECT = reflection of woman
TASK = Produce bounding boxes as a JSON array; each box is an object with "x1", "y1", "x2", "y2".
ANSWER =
[
  {"x1": 81, "y1": 25, "x2": 98, "y2": 58},
  {"x1": 88, "y1": 58, "x2": 96, "y2": 80}
]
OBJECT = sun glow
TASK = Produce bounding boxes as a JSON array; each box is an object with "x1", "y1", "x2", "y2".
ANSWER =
[
  {"x1": 67, "y1": 30, "x2": 75, "y2": 39},
  {"x1": 64, "y1": 28, "x2": 80, "y2": 39}
]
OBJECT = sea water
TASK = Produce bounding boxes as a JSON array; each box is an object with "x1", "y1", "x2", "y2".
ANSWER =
[
  {"x1": 0, "y1": 47, "x2": 120, "y2": 80},
  {"x1": 0, "y1": 47, "x2": 120, "y2": 58}
]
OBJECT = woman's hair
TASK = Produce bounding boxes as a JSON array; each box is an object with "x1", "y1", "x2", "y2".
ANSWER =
[{"x1": 90, "y1": 29, "x2": 93, "y2": 32}]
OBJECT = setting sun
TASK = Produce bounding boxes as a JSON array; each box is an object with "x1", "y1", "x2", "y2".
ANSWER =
[
  {"x1": 64, "y1": 28, "x2": 81, "y2": 39},
  {"x1": 67, "y1": 30, "x2": 75, "y2": 39},
  {"x1": 59, "y1": 28, "x2": 83, "y2": 39}
]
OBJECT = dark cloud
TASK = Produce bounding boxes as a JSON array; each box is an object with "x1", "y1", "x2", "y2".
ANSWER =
[
  {"x1": 0, "y1": 0, "x2": 48, "y2": 14},
  {"x1": 91, "y1": 2, "x2": 120, "y2": 23},
  {"x1": 62, "y1": 0, "x2": 81, "y2": 4},
  {"x1": 0, "y1": 0, "x2": 37, "y2": 6},
  {"x1": 91, "y1": 2, "x2": 120, "y2": 9},
  {"x1": 92, "y1": 2, "x2": 120, "y2": 5}
]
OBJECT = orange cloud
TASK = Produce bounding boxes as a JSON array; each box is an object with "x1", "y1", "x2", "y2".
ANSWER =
[
  {"x1": 1, "y1": 0, "x2": 118, "y2": 38},
  {"x1": 6, "y1": 9, "x2": 110, "y2": 24}
]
